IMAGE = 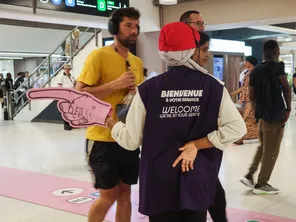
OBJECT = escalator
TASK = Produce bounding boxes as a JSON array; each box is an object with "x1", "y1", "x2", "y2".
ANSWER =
[{"x1": 6, "y1": 26, "x2": 102, "y2": 123}]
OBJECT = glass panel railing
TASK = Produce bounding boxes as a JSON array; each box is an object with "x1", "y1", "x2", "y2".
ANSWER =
[{"x1": 8, "y1": 26, "x2": 100, "y2": 118}]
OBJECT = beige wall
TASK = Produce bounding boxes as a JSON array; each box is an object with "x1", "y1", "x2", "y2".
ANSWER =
[
  {"x1": 131, "y1": 0, "x2": 160, "y2": 32},
  {"x1": 163, "y1": 0, "x2": 296, "y2": 30},
  {"x1": 137, "y1": 32, "x2": 165, "y2": 75}
]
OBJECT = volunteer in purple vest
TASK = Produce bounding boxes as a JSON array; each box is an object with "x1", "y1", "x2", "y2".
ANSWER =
[
  {"x1": 106, "y1": 22, "x2": 246, "y2": 222},
  {"x1": 179, "y1": 10, "x2": 228, "y2": 221}
]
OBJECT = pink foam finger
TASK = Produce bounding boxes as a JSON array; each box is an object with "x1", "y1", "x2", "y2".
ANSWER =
[
  {"x1": 63, "y1": 113, "x2": 84, "y2": 121},
  {"x1": 58, "y1": 101, "x2": 71, "y2": 113},
  {"x1": 27, "y1": 88, "x2": 112, "y2": 128},
  {"x1": 27, "y1": 88, "x2": 82, "y2": 102}
]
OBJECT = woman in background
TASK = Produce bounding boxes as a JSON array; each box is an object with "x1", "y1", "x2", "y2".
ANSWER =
[{"x1": 231, "y1": 56, "x2": 259, "y2": 145}]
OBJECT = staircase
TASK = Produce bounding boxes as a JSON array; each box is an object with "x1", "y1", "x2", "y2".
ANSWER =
[{"x1": 10, "y1": 26, "x2": 102, "y2": 122}]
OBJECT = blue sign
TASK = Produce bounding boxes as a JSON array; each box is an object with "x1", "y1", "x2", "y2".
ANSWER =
[
  {"x1": 52, "y1": 0, "x2": 62, "y2": 5},
  {"x1": 38, "y1": 0, "x2": 130, "y2": 17},
  {"x1": 65, "y1": 0, "x2": 75, "y2": 7},
  {"x1": 0, "y1": 0, "x2": 130, "y2": 17}
]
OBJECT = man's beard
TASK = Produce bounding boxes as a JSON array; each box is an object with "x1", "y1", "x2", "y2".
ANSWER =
[{"x1": 117, "y1": 34, "x2": 137, "y2": 49}]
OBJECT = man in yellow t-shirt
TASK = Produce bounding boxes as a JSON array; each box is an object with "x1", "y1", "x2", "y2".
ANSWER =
[{"x1": 75, "y1": 7, "x2": 144, "y2": 222}]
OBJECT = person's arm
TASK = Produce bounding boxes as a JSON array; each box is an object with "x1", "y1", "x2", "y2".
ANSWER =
[
  {"x1": 75, "y1": 51, "x2": 135, "y2": 100},
  {"x1": 230, "y1": 87, "x2": 243, "y2": 96},
  {"x1": 76, "y1": 72, "x2": 134, "y2": 100},
  {"x1": 277, "y1": 63, "x2": 291, "y2": 125},
  {"x1": 279, "y1": 75, "x2": 292, "y2": 111},
  {"x1": 188, "y1": 137, "x2": 214, "y2": 150},
  {"x1": 249, "y1": 85, "x2": 255, "y2": 101},
  {"x1": 65, "y1": 38, "x2": 70, "y2": 51},
  {"x1": 180, "y1": 87, "x2": 247, "y2": 151},
  {"x1": 106, "y1": 91, "x2": 146, "y2": 150},
  {"x1": 58, "y1": 75, "x2": 63, "y2": 87},
  {"x1": 206, "y1": 87, "x2": 247, "y2": 150},
  {"x1": 293, "y1": 75, "x2": 296, "y2": 88},
  {"x1": 278, "y1": 68, "x2": 292, "y2": 112}
]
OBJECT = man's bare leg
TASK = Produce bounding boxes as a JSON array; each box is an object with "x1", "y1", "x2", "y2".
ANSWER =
[
  {"x1": 88, "y1": 186, "x2": 118, "y2": 222},
  {"x1": 116, "y1": 181, "x2": 132, "y2": 222}
]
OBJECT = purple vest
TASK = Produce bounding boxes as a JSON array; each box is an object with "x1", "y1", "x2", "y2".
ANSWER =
[{"x1": 137, "y1": 66, "x2": 224, "y2": 216}]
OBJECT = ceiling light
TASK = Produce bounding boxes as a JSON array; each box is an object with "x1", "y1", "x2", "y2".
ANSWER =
[
  {"x1": 159, "y1": 0, "x2": 178, "y2": 5},
  {"x1": 0, "y1": 52, "x2": 61, "y2": 57},
  {"x1": 0, "y1": 57, "x2": 23, "y2": 60}
]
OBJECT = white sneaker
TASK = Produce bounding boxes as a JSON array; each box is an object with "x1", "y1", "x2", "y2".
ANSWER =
[
  {"x1": 253, "y1": 184, "x2": 279, "y2": 195},
  {"x1": 240, "y1": 176, "x2": 254, "y2": 188}
]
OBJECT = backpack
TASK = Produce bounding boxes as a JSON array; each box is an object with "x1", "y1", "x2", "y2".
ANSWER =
[
  {"x1": 13, "y1": 77, "x2": 23, "y2": 90},
  {"x1": 258, "y1": 62, "x2": 286, "y2": 123}
]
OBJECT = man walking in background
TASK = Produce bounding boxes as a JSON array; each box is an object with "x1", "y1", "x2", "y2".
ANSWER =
[
  {"x1": 58, "y1": 64, "x2": 76, "y2": 131},
  {"x1": 241, "y1": 40, "x2": 291, "y2": 194}
]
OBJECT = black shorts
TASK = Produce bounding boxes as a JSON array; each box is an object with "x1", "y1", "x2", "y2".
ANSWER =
[{"x1": 86, "y1": 140, "x2": 140, "y2": 190}]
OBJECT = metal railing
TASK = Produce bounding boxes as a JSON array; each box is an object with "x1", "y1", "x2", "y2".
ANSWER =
[{"x1": 4, "y1": 27, "x2": 101, "y2": 119}]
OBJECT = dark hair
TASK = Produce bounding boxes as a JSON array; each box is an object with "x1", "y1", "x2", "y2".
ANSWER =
[
  {"x1": 246, "y1": 56, "x2": 258, "y2": 66},
  {"x1": 180, "y1": 10, "x2": 200, "y2": 23},
  {"x1": 198, "y1": 31, "x2": 210, "y2": 46},
  {"x1": 143, "y1": 68, "x2": 148, "y2": 76},
  {"x1": 263, "y1": 40, "x2": 279, "y2": 60},
  {"x1": 111, "y1": 7, "x2": 140, "y2": 24}
]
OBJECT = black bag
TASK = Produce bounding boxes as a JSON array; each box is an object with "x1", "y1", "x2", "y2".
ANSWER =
[
  {"x1": 259, "y1": 62, "x2": 286, "y2": 123},
  {"x1": 13, "y1": 77, "x2": 23, "y2": 90}
]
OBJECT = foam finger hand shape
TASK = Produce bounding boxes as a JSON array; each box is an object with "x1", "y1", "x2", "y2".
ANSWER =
[
  {"x1": 59, "y1": 94, "x2": 112, "y2": 127},
  {"x1": 27, "y1": 88, "x2": 112, "y2": 128}
]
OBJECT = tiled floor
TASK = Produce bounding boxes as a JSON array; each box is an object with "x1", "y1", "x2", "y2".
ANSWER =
[{"x1": 0, "y1": 106, "x2": 296, "y2": 222}]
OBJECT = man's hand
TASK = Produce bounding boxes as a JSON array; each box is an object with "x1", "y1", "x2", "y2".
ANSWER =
[
  {"x1": 281, "y1": 110, "x2": 291, "y2": 127},
  {"x1": 114, "y1": 71, "x2": 135, "y2": 90},
  {"x1": 26, "y1": 88, "x2": 112, "y2": 128},
  {"x1": 172, "y1": 142, "x2": 198, "y2": 172}
]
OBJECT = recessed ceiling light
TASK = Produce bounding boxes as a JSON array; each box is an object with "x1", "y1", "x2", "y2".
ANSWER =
[{"x1": 159, "y1": 0, "x2": 178, "y2": 5}]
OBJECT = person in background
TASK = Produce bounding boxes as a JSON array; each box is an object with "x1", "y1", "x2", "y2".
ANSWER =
[
  {"x1": 0, "y1": 73, "x2": 4, "y2": 108},
  {"x1": 293, "y1": 68, "x2": 296, "y2": 98},
  {"x1": 65, "y1": 29, "x2": 80, "y2": 57},
  {"x1": 180, "y1": 10, "x2": 206, "y2": 32},
  {"x1": 2, "y1": 73, "x2": 13, "y2": 109},
  {"x1": 231, "y1": 56, "x2": 259, "y2": 145},
  {"x1": 180, "y1": 10, "x2": 228, "y2": 222},
  {"x1": 23, "y1": 71, "x2": 29, "y2": 89},
  {"x1": 75, "y1": 7, "x2": 143, "y2": 222},
  {"x1": 22, "y1": 71, "x2": 29, "y2": 103},
  {"x1": 241, "y1": 40, "x2": 291, "y2": 195},
  {"x1": 239, "y1": 61, "x2": 249, "y2": 88},
  {"x1": 231, "y1": 56, "x2": 257, "y2": 98},
  {"x1": 58, "y1": 64, "x2": 76, "y2": 131},
  {"x1": 3, "y1": 73, "x2": 13, "y2": 91},
  {"x1": 14, "y1": 72, "x2": 25, "y2": 107},
  {"x1": 105, "y1": 21, "x2": 246, "y2": 222}
]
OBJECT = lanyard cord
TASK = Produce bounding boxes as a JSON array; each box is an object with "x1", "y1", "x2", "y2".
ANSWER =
[{"x1": 114, "y1": 46, "x2": 131, "y2": 71}]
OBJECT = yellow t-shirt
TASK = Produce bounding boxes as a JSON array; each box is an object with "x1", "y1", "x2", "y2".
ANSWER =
[{"x1": 77, "y1": 46, "x2": 144, "y2": 142}]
